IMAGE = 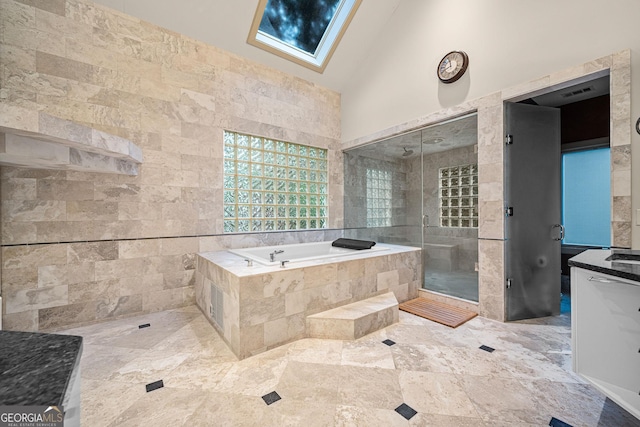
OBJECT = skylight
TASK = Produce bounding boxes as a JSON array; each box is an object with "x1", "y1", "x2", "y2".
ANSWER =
[{"x1": 248, "y1": 0, "x2": 361, "y2": 73}]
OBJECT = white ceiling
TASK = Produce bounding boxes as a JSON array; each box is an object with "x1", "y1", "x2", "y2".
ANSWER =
[{"x1": 92, "y1": 0, "x2": 402, "y2": 92}]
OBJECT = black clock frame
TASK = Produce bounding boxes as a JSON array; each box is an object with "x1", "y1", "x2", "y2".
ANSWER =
[{"x1": 437, "y1": 51, "x2": 469, "y2": 84}]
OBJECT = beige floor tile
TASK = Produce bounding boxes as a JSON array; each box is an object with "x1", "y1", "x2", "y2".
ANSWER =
[
  {"x1": 337, "y1": 365, "x2": 403, "y2": 410},
  {"x1": 106, "y1": 386, "x2": 207, "y2": 427},
  {"x1": 334, "y1": 405, "x2": 409, "y2": 427},
  {"x1": 58, "y1": 305, "x2": 639, "y2": 426},
  {"x1": 341, "y1": 339, "x2": 395, "y2": 369},
  {"x1": 287, "y1": 338, "x2": 344, "y2": 365},
  {"x1": 399, "y1": 371, "x2": 479, "y2": 418},
  {"x1": 276, "y1": 360, "x2": 342, "y2": 404},
  {"x1": 80, "y1": 379, "x2": 146, "y2": 427},
  {"x1": 460, "y1": 375, "x2": 549, "y2": 425}
]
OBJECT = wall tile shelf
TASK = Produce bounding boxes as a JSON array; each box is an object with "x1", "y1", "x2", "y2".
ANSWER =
[{"x1": 0, "y1": 106, "x2": 143, "y2": 175}]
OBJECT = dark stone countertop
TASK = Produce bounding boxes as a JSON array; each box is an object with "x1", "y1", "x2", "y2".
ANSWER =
[
  {"x1": 568, "y1": 249, "x2": 640, "y2": 283},
  {"x1": 0, "y1": 331, "x2": 82, "y2": 406}
]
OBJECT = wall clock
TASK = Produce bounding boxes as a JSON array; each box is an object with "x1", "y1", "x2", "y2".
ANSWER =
[{"x1": 437, "y1": 51, "x2": 469, "y2": 83}]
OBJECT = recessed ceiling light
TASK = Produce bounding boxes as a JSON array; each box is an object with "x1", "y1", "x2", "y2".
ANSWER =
[{"x1": 424, "y1": 138, "x2": 444, "y2": 144}]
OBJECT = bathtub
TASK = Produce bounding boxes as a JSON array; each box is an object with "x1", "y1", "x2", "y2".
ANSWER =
[
  {"x1": 229, "y1": 240, "x2": 388, "y2": 266},
  {"x1": 196, "y1": 242, "x2": 422, "y2": 358}
]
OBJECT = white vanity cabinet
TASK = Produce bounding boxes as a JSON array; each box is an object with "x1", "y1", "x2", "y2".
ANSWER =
[{"x1": 571, "y1": 267, "x2": 640, "y2": 420}]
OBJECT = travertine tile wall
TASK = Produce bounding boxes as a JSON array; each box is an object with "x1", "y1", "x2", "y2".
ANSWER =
[{"x1": 0, "y1": 0, "x2": 342, "y2": 331}]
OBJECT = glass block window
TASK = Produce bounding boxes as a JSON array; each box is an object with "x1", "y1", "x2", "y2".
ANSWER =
[
  {"x1": 439, "y1": 164, "x2": 478, "y2": 228},
  {"x1": 223, "y1": 130, "x2": 328, "y2": 233},
  {"x1": 366, "y1": 169, "x2": 392, "y2": 227}
]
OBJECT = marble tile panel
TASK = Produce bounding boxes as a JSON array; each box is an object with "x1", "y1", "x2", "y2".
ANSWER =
[
  {"x1": 160, "y1": 236, "x2": 198, "y2": 256},
  {"x1": 264, "y1": 313, "x2": 306, "y2": 348},
  {"x1": 1, "y1": 309, "x2": 38, "y2": 331},
  {"x1": 334, "y1": 405, "x2": 410, "y2": 427},
  {"x1": 612, "y1": 168, "x2": 631, "y2": 196},
  {"x1": 612, "y1": 221, "x2": 631, "y2": 248},
  {"x1": 351, "y1": 277, "x2": 377, "y2": 301},
  {"x1": 117, "y1": 202, "x2": 162, "y2": 220},
  {"x1": 96, "y1": 294, "x2": 143, "y2": 320},
  {"x1": 3, "y1": 200, "x2": 66, "y2": 221},
  {"x1": 302, "y1": 264, "x2": 338, "y2": 289},
  {"x1": 142, "y1": 286, "x2": 193, "y2": 313},
  {"x1": 390, "y1": 343, "x2": 452, "y2": 374},
  {"x1": 94, "y1": 182, "x2": 141, "y2": 201},
  {"x1": 5, "y1": 283, "x2": 67, "y2": 314},
  {"x1": 399, "y1": 370, "x2": 478, "y2": 417},
  {"x1": 79, "y1": 378, "x2": 146, "y2": 427},
  {"x1": 38, "y1": 262, "x2": 94, "y2": 287},
  {"x1": 68, "y1": 278, "x2": 119, "y2": 304},
  {"x1": 287, "y1": 338, "x2": 343, "y2": 365},
  {"x1": 276, "y1": 360, "x2": 341, "y2": 404},
  {"x1": 239, "y1": 295, "x2": 285, "y2": 326},
  {"x1": 612, "y1": 196, "x2": 631, "y2": 222},
  {"x1": 261, "y1": 269, "x2": 305, "y2": 298},
  {"x1": 35, "y1": 179, "x2": 94, "y2": 200},
  {"x1": 38, "y1": 300, "x2": 95, "y2": 330},
  {"x1": 94, "y1": 258, "x2": 146, "y2": 281},
  {"x1": 107, "y1": 348, "x2": 189, "y2": 386},
  {"x1": 66, "y1": 200, "x2": 118, "y2": 221},
  {"x1": 611, "y1": 93, "x2": 631, "y2": 146},
  {"x1": 1, "y1": 177, "x2": 37, "y2": 201},
  {"x1": 1, "y1": 265, "x2": 38, "y2": 291},
  {"x1": 341, "y1": 340, "x2": 395, "y2": 369},
  {"x1": 2, "y1": 221, "x2": 38, "y2": 244},
  {"x1": 163, "y1": 270, "x2": 194, "y2": 289},
  {"x1": 79, "y1": 344, "x2": 147, "y2": 381},
  {"x1": 376, "y1": 269, "x2": 399, "y2": 291},
  {"x1": 461, "y1": 375, "x2": 548, "y2": 425},
  {"x1": 118, "y1": 239, "x2": 161, "y2": 259},
  {"x1": 35, "y1": 51, "x2": 94, "y2": 83},
  {"x1": 67, "y1": 241, "x2": 118, "y2": 263},
  {"x1": 337, "y1": 365, "x2": 402, "y2": 409}
]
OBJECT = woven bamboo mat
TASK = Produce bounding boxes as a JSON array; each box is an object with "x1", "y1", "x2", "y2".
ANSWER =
[{"x1": 399, "y1": 297, "x2": 477, "y2": 328}]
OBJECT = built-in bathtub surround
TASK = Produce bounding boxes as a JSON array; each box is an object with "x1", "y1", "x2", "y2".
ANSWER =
[
  {"x1": 0, "y1": 0, "x2": 342, "y2": 331},
  {"x1": 195, "y1": 243, "x2": 420, "y2": 358}
]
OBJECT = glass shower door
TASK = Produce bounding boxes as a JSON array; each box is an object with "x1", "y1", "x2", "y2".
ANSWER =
[{"x1": 421, "y1": 115, "x2": 479, "y2": 302}]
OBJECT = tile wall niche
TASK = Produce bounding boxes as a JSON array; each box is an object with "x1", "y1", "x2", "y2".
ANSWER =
[
  {"x1": 0, "y1": 0, "x2": 343, "y2": 331},
  {"x1": 344, "y1": 50, "x2": 632, "y2": 322}
]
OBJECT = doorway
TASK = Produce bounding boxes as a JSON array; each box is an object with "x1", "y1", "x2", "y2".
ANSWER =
[{"x1": 505, "y1": 75, "x2": 611, "y2": 321}]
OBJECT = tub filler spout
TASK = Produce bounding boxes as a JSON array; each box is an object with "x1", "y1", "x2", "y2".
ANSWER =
[{"x1": 270, "y1": 250, "x2": 284, "y2": 262}]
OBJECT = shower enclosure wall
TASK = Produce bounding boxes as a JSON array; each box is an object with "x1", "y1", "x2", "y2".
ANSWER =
[{"x1": 344, "y1": 115, "x2": 479, "y2": 302}]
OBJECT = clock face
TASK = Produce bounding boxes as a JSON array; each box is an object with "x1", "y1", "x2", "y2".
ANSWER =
[{"x1": 437, "y1": 51, "x2": 468, "y2": 83}]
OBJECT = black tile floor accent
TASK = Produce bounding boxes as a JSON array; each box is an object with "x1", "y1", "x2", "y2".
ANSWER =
[
  {"x1": 479, "y1": 344, "x2": 495, "y2": 353},
  {"x1": 394, "y1": 403, "x2": 417, "y2": 420},
  {"x1": 261, "y1": 391, "x2": 281, "y2": 405},
  {"x1": 382, "y1": 339, "x2": 396, "y2": 346},
  {"x1": 549, "y1": 416, "x2": 573, "y2": 427},
  {"x1": 145, "y1": 380, "x2": 164, "y2": 392},
  {"x1": 138, "y1": 323, "x2": 151, "y2": 329}
]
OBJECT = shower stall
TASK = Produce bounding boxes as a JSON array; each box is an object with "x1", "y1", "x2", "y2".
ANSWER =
[{"x1": 344, "y1": 114, "x2": 479, "y2": 302}]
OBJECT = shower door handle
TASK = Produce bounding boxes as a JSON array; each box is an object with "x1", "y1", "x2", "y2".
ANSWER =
[
  {"x1": 423, "y1": 215, "x2": 429, "y2": 227},
  {"x1": 552, "y1": 224, "x2": 565, "y2": 241}
]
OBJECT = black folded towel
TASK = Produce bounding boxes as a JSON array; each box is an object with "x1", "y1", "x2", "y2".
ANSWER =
[{"x1": 331, "y1": 238, "x2": 376, "y2": 250}]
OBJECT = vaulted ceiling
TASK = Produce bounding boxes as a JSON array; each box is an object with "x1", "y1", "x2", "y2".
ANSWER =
[{"x1": 92, "y1": 0, "x2": 402, "y2": 91}]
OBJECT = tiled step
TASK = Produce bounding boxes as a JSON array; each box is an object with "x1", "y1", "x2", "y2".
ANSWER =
[{"x1": 306, "y1": 292, "x2": 399, "y2": 340}]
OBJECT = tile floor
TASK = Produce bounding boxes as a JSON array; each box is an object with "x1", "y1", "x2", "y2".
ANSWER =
[{"x1": 60, "y1": 305, "x2": 640, "y2": 426}]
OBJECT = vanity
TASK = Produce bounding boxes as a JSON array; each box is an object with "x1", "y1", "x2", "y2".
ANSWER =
[
  {"x1": 0, "y1": 331, "x2": 83, "y2": 426},
  {"x1": 569, "y1": 249, "x2": 640, "y2": 420}
]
